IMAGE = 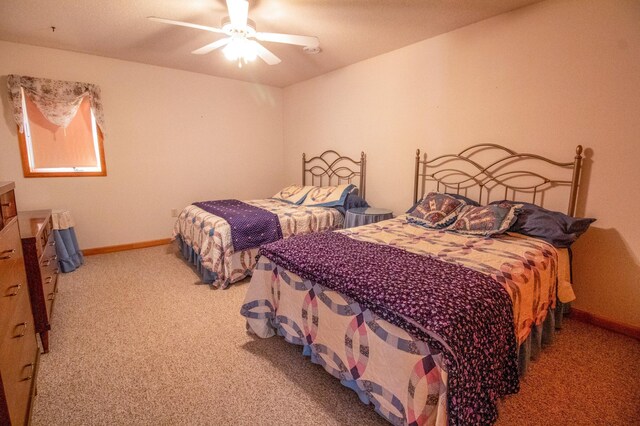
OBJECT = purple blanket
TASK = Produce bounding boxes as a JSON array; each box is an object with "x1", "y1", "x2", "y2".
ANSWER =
[
  {"x1": 194, "y1": 200, "x2": 283, "y2": 251},
  {"x1": 259, "y1": 231, "x2": 518, "y2": 425}
]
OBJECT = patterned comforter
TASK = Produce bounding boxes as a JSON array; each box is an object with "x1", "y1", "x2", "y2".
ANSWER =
[
  {"x1": 241, "y1": 216, "x2": 571, "y2": 425},
  {"x1": 173, "y1": 199, "x2": 344, "y2": 288}
]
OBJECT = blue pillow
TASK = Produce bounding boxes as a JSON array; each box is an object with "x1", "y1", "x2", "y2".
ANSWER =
[
  {"x1": 407, "y1": 193, "x2": 480, "y2": 214},
  {"x1": 345, "y1": 193, "x2": 369, "y2": 210},
  {"x1": 334, "y1": 193, "x2": 369, "y2": 215},
  {"x1": 490, "y1": 201, "x2": 596, "y2": 247}
]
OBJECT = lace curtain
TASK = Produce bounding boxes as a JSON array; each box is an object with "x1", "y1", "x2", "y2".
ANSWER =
[{"x1": 7, "y1": 74, "x2": 105, "y2": 134}]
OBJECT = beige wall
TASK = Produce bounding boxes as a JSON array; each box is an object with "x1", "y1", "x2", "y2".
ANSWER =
[
  {"x1": 0, "y1": 40, "x2": 284, "y2": 249},
  {"x1": 283, "y1": 0, "x2": 640, "y2": 326}
]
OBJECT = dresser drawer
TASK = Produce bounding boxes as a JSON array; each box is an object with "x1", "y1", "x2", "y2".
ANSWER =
[
  {"x1": 0, "y1": 220, "x2": 21, "y2": 280},
  {"x1": 40, "y1": 237, "x2": 58, "y2": 276},
  {"x1": 0, "y1": 276, "x2": 33, "y2": 367},
  {"x1": 0, "y1": 218, "x2": 19, "y2": 254},
  {"x1": 40, "y1": 253, "x2": 59, "y2": 287},
  {"x1": 42, "y1": 278, "x2": 58, "y2": 319},
  {"x1": 40, "y1": 236, "x2": 57, "y2": 265},
  {"x1": 0, "y1": 276, "x2": 38, "y2": 426},
  {"x1": 0, "y1": 262, "x2": 27, "y2": 340},
  {"x1": 0, "y1": 311, "x2": 38, "y2": 426}
]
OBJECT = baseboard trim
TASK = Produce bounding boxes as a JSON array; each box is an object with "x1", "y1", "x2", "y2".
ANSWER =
[
  {"x1": 570, "y1": 308, "x2": 640, "y2": 340},
  {"x1": 83, "y1": 238, "x2": 172, "y2": 256}
]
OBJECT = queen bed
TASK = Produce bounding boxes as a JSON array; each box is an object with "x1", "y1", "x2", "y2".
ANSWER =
[
  {"x1": 173, "y1": 150, "x2": 366, "y2": 288},
  {"x1": 240, "y1": 144, "x2": 593, "y2": 425}
]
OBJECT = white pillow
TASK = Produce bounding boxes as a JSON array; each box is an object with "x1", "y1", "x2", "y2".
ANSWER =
[
  {"x1": 302, "y1": 184, "x2": 355, "y2": 207},
  {"x1": 272, "y1": 185, "x2": 316, "y2": 204}
]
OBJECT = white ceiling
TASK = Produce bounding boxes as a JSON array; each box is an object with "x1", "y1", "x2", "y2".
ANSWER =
[{"x1": 0, "y1": 0, "x2": 541, "y2": 88}]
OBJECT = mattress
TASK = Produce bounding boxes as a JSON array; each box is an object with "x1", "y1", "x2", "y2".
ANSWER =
[
  {"x1": 241, "y1": 216, "x2": 571, "y2": 425},
  {"x1": 173, "y1": 199, "x2": 344, "y2": 288}
]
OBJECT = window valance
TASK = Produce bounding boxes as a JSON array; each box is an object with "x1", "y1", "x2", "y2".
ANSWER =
[{"x1": 7, "y1": 74, "x2": 105, "y2": 134}]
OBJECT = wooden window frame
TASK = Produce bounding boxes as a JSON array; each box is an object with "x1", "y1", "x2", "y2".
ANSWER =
[
  {"x1": 17, "y1": 126, "x2": 107, "y2": 177},
  {"x1": 16, "y1": 90, "x2": 107, "y2": 178}
]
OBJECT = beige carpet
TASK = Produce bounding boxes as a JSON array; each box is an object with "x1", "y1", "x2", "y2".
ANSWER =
[{"x1": 32, "y1": 245, "x2": 640, "y2": 425}]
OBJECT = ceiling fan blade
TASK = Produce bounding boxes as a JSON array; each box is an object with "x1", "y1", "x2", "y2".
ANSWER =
[
  {"x1": 148, "y1": 16, "x2": 225, "y2": 34},
  {"x1": 255, "y1": 32, "x2": 319, "y2": 48},
  {"x1": 191, "y1": 38, "x2": 231, "y2": 55},
  {"x1": 226, "y1": 0, "x2": 248, "y2": 29},
  {"x1": 251, "y1": 41, "x2": 281, "y2": 65}
]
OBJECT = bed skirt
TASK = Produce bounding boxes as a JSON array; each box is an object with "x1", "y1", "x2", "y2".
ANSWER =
[
  {"x1": 250, "y1": 304, "x2": 566, "y2": 422},
  {"x1": 175, "y1": 235, "x2": 257, "y2": 287}
]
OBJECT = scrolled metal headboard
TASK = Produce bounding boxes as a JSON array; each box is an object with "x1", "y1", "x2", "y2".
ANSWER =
[
  {"x1": 413, "y1": 144, "x2": 583, "y2": 216},
  {"x1": 302, "y1": 150, "x2": 366, "y2": 198}
]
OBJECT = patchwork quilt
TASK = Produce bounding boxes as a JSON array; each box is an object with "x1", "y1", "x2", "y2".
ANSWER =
[
  {"x1": 340, "y1": 216, "x2": 571, "y2": 344},
  {"x1": 241, "y1": 216, "x2": 571, "y2": 425},
  {"x1": 173, "y1": 199, "x2": 344, "y2": 288},
  {"x1": 255, "y1": 231, "x2": 519, "y2": 424}
]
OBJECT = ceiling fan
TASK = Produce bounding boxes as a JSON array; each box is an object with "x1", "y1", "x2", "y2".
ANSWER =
[{"x1": 148, "y1": 0, "x2": 320, "y2": 67}]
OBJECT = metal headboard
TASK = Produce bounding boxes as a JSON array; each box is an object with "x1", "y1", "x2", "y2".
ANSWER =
[
  {"x1": 302, "y1": 150, "x2": 367, "y2": 198},
  {"x1": 413, "y1": 144, "x2": 583, "y2": 216}
]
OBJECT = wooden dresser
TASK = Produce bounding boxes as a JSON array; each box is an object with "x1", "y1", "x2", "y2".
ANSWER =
[
  {"x1": 18, "y1": 210, "x2": 58, "y2": 354},
  {"x1": 0, "y1": 182, "x2": 39, "y2": 426}
]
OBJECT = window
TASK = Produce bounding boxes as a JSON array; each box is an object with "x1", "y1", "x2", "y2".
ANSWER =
[
  {"x1": 18, "y1": 88, "x2": 106, "y2": 177},
  {"x1": 7, "y1": 74, "x2": 107, "y2": 178}
]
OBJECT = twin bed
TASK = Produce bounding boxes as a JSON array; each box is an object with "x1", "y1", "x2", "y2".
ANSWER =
[
  {"x1": 173, "y1": 144, "x2": 589, "y2": 425},
  {"x1": 173, "y1": 150, "x2": 366, "y2": 288},
  {"x1": 237, "y1": 144, "x2": 589, "y2": 425}
]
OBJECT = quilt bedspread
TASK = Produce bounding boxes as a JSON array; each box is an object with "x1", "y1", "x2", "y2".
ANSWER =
[
  {"x1": 339, "y1": 216, "x2": 570, "y2": 344},
  {"x1": 241, "y1": 217, "x2": 571, "y2": 425},
  {"x1": 255, "y1": 231, "x2": 518, "y2": 425},
  {"x1": 242, "y1": 259, "x2": 450, "y2": 426},
  {"x1": 173, "y1": 199, "x2": 344, "y2": 288}
]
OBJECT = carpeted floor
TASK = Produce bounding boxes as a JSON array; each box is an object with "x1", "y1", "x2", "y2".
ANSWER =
[{"x1": 32, "y1": 245, "x2": 640, "y2": 425}]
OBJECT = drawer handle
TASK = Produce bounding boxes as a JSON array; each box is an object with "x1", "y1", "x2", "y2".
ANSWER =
[
  {"x1": 8, "y1": 283, "x2": 22, "y2": 296},
  {"x1": 43, "y1": 256, "x2": 57, "y2": 266},
  {"x1": 13, "y1": 322, "x2": 28, "y2": 338},
  {"x1": 45, "y1": 276, "x2": 53, "y2": 284},
  {"x1": 49, "y1": 240, "x2": 56, "y2": 246},
  {"x1": 21, "y1": 363, "x2": 35, "y2": 382},
  {"x1": 47, "y1": 293, "x2": 56, "y2": 301},
  {"x1": 0, "y1": 248, "x2": 15, "y2": 260}
]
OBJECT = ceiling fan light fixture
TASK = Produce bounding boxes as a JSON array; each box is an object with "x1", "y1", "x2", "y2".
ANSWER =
[
  {"x1": 221, "y1": 16, "x2": 256, "y2": 36},
  {"x1": 149, "y1": 0, "x2": 316, "y2": 67},
  {"x1": 223, "y1": 36, "x2": 258, "y2": 66}
]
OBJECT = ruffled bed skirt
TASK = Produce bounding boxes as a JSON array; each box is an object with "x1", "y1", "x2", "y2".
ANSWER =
[
  {"x1": 258, "y1": 302, "x2": 568, "y2": 424},
  {"x1": 518, "y1": 302, "x2": 568, "y2": 374},
  {"x1": 175, "y1": 235, "x2": 218, "y2": 284}
]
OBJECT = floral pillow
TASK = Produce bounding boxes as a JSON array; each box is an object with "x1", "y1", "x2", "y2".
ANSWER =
[
  {"x1": 406, "y1": 193, "x2": 480, "y2": 214},
  {"x1": 272, "y1": 185, "x2": 316, "y2": 204},
  {"x1": 447, "y1": 202, "x2": 521, "y2": 236},
  {"x1": 407, "y1": 192, "x2": 465, "y2": 228},
  {"x1": 302, "y1": 184, "x2": 355, "y2": 207}
]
